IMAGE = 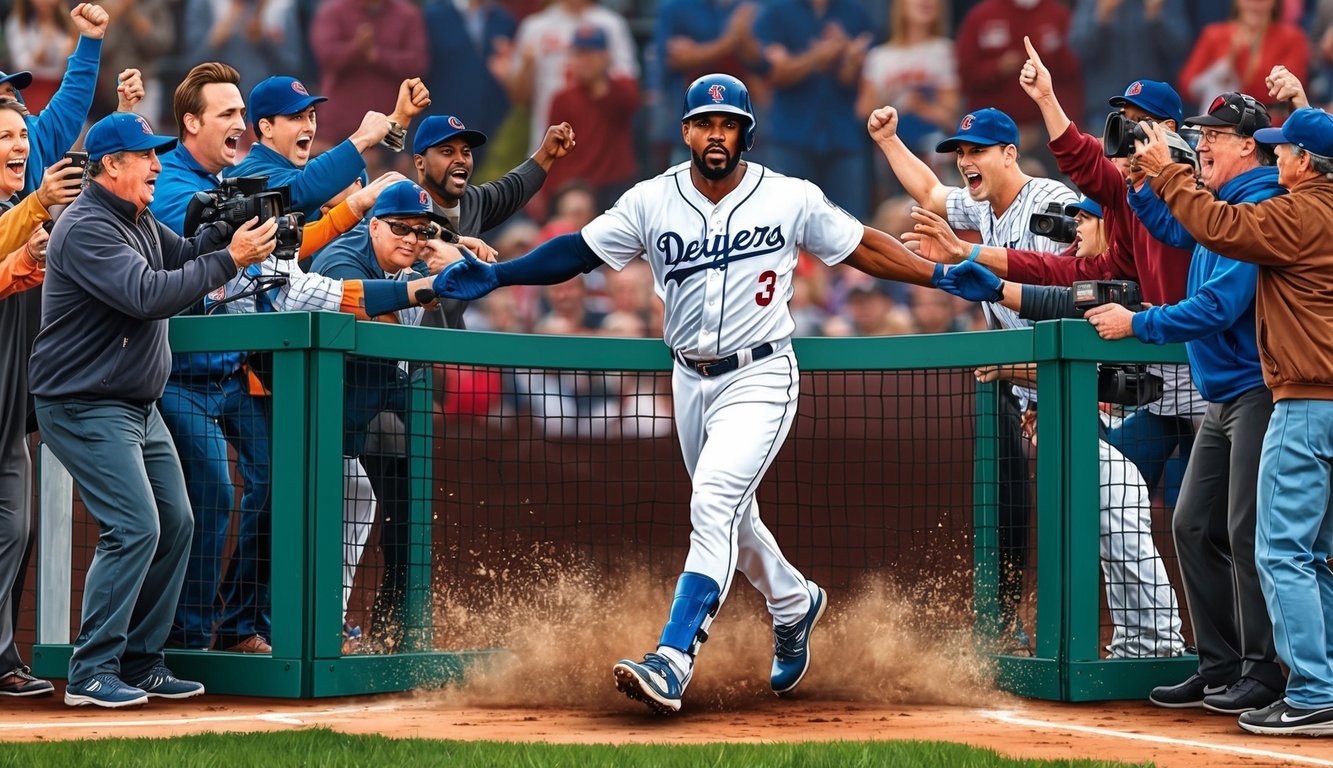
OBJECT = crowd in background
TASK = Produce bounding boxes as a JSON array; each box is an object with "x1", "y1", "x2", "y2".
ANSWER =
[{"x1": 6, "y1": 0, "x2": 1333, "y2": 341}]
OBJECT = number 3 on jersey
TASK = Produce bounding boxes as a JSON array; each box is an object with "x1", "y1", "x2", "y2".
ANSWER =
[{"x1": 756, "y1": 270, "x2": 776, "y2": 306}]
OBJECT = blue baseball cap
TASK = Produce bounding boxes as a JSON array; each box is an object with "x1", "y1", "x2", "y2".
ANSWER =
[
  {"x1": 1065, "y1": 197, "x2": 1103, "y2": 219},
  {"x1": 0, "y1": 70, "x2": 32, "y2": 92},
  {"x1": 248, "y1": 76, "x2": 327, "y2": 123},
  {"x1": 1109, "y1": 80, "x2": 1184, "y2": 125},
  {"x1": 370, "y1": 180, "x2": 449, "y2": 226},
  {"x1": 412, "y1": 115, "x2": 487, "y2": 155},
  {"x1": 1254, "y1": 107, "x2": 1333, "y2": 157},
  {"x1": 571, "y1": 25, "x2": 608, "y2": 50},
  {"x1": 935, "y1": 108, "x2": 1020, "y2": 153},
  {"x1": 84, "y1": 112, "x2": 177, "y2": 161}
]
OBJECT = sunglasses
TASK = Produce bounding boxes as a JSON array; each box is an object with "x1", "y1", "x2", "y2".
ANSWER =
[{"x1": 382, "y1": 219, "x2": 440, "y2": 241}]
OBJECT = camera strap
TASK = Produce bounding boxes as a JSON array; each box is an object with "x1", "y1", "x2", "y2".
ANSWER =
[{"x1": 205, "y1": 275, "x2": 289, "y2": 314}]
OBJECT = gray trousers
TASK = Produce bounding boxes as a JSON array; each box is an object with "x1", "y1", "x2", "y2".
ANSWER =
[
  {"x1": 36, "y1": 398, "x2": 193, "y2": 686},
  {"x1": 1172, "y1": 385, "x2": 1284, "y2": 690}
]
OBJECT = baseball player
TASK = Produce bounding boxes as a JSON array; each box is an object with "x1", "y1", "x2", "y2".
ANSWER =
[{"x1": 431, "y1": 73, "x2": 947, "y2": 714}]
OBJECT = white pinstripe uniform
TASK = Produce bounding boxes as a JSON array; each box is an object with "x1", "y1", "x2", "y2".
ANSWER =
[{"x1": 582, "y1": 161, "x2": 862, "y2": 665}]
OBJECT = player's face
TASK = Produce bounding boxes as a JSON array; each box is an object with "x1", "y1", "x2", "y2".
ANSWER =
[
  {"x1": 192, "y1": 82, "x2": 246, "y2": 175},
  {"x1": 263, "y1": 106, "x2": 318, "y2": 167},
  {"x1": 0, "y1": 109, "x2": 28, "y2": 197},
  {"x1": 954, "y1": 142, "x2": 1013, "y2": 203},
  {"x1": 416, "y1": 138, "x2": 474, "y2": 204},
  {"x1": 683, "y1": 113, "x2": 744, "y2": 181},
  {"x1": 371, "y1": 214, "x2": 433, "y2": 272}
]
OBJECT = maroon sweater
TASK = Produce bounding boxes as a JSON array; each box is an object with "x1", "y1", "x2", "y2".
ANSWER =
[
  {"x1": 1005, "y1": 123, "x2": 1190, "y2": 305},
  {"x1": 546, "y1": 76, "x2": 641, "y2": 189}
]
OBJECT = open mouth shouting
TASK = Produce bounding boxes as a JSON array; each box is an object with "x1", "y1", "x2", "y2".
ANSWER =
[
  {"x1": 445, "y1": 163, "x2": 469, "y2": 192},
  {"x1": 3, "y1": 155, "x2": 24, "y2": 184},
  {"x1": 295, "y1": 133, "x2": 314, "y2": 159},
  {"x1": 963, "y1": 170, "x2": 982, "y2": 192},
  {"x1": 223, "y1": 131, "x2": 242, "y2": 161}
]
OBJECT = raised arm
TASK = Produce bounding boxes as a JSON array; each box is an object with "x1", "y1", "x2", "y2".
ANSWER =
[{"x1": 867, "y1": 106, "x2": 951, "y2": 215}]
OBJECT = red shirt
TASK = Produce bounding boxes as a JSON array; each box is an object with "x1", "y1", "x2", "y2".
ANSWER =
[
  {"x1": 1005, "y1": 123, "x2": 1190, "y2": 306},
  {"x1": 1178, "y1": 21, "x2": 1310, "y2": 120},
  {"x1": 546, "y1": 76, "x2": 641, "y2": 190}
]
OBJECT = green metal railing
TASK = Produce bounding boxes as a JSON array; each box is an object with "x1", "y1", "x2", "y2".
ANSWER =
[{"x1": 33, "y1": 312, "x2": 1191, "y2": 700}]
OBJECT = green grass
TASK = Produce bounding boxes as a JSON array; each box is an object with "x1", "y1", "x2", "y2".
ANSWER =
[{"x1": 0, "y1": 729, "x2": 1153, "y2": 768}]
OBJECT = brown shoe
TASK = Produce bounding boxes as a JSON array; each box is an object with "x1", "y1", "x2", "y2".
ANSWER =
[
  {"x1": 223, "y1": 635, "x2": 272, "y2": 654},
  {"x1": 0, "y1": 667, "x2": 54, "y2": 696}
]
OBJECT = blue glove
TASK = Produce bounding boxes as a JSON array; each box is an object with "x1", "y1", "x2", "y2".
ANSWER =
[
  {"x1": 930, "y1": 262, "x2": 946, "y2": 287},
  {"x1": 433, "y1": 249, "x2": 499, "y2": 301},
  {"x1": 937, "y1": 260, "x2": 1004, "y2": 303}
]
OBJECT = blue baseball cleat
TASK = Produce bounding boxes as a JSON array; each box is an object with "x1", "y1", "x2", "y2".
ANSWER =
[
  {"x1": 771, "y1": 582, "x2": 827, "y2": 695},
  {"x1": 64, "y1": 673, "x2": 148, "y2": 708},
  {"x1": 613, "y1": 653, "x2": 686, "y2": 715}
]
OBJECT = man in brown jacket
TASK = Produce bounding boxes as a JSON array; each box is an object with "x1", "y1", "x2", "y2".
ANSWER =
[{"x1": 1133, "y1": 107, "x2": 1333, "y2": 737}]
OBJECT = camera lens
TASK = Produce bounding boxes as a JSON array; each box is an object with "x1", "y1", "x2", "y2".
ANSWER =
[{"x1": 1034, "y1": 217, "x2": 1054, "y2": 235}]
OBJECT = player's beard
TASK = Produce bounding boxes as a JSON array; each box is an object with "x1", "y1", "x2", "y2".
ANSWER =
[{"x1": 692, "y1": 145, "x2": 742, "y2": 181}]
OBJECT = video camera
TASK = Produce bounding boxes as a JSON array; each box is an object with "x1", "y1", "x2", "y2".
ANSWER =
[
  {"x1": 1029, "y1": 202, "x2": 1078, "y2": 244},
  {"x1": 1071, "y1": 279, "x2": 1164, "y2": 407},
  {"x1": 184, "y1": 175, "x2": 304, "y2": 260},
  {"x1": 1102, "y1": 113, "x2": 1201, "y2": 172}
]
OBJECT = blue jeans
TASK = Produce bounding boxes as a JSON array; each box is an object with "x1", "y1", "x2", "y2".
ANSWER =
[
  {"x1": 1105, "y1": 409, "x2": 1195, "y2": 495},
  {"x1": 762, "y1": 142, "x2": 870, "y2": 221},
  {"x1": 1256, "y1": 399, "x2": 1333, "y2": 708},
  {"x1": 36, "y1": 399, "x2": 193, "y2": 685},
  {"x1": 158, "y1": 374, "x2": 271, "y2": 649}
]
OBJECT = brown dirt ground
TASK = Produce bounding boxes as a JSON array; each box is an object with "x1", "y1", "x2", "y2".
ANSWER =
[{"x1": 3, "y1": 689, "x2": 1333, "y2": 768}]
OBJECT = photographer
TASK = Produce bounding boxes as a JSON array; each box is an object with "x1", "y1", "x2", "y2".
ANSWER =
[
  {"x1": 934, "y1": 228, "x2": 1186, "y2": 661},
  {"x1": 1086, "y1": 91, "x2": 1286, "y2": 715},
  {"x1": 27, "y1": 112, "x2": 276, "y2": 707},
  {"x1": 1132, "y1": 107, "x2": 1333, "y2": 735},
  {"x1": 232, "y1": 75, "x2": 431, "y2": 220}
]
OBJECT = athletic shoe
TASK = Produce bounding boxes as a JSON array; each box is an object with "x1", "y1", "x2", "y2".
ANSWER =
[
  {"x1": 1238, "y1": 699, "x2": 1333, "y2": 736},
  {"x1": 0, "y1": 667, "x2": 53, "y2": 697},
  {"x1": 64, "y1": 673, "x2": 148, "y2": 708},
  {"x1": 613, "y1": 653, "x2": 685, "y2": 715},
  {"x1": 771, "y1": 582, "x2": 827, "y2": 695},
  {"x1": 1149, "y1": 673, "x2": 1229, "y2": 709},
  {"x1": 1203, "y1": 676, "x2": 1283, "y2": 714},
  {"x1": 132, "y1": 665, "x2": 205, "y2": 699}
]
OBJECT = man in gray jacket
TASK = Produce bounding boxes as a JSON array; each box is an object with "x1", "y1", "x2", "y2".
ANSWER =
[{"x1": 29, "y1": 112, "x2": 276, "y2": 708}]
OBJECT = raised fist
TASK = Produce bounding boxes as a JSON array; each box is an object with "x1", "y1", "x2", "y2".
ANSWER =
[
  {"x1": 70, "y1": 3, "x2": 110, "y2": 39},
  {"x1": 867, "y1": 106, "x2": 899, "y2": 144}
]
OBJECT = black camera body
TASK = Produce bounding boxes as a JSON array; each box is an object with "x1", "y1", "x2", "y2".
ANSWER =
[
  {"x1": 184, "y1": 175, "x2": 304, "y2": 260},
  {"x1": 1103, "y1": 112, "x2": 1199, "y2": 170},
  {"x1": 1029, "y1": 201, "x2": 1079, "y2": 244},
  {"x1": 1071, "y1": 279, "x2": 1164, "y2": 406}
]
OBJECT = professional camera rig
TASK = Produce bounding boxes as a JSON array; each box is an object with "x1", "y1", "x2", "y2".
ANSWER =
[
  {"x1": 184, "y1": 175, "x2": 305, "y2": 260},
  {"x1": 1072, "y1": 279, "x2": 1165, "y2": 407}
]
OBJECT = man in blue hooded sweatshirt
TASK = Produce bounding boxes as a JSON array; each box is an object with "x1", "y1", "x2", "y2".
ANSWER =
[{"x1": 1084, "y1": 91, "x2": 1287, "y2": 715}]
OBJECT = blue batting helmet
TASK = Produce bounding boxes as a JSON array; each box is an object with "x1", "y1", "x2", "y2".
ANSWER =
[{"x1": 681, "y1": 73, "x2": 756, "y2": 151}]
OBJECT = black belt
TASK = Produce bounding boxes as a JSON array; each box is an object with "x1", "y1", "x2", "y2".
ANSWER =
[{"x1": 675, "y1": 342, "x2": 775, "y2": 377}]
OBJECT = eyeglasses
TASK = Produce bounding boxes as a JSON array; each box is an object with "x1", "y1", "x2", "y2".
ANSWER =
[
  {"x1": 382, "y1": 220, "x2": 440, "y2": 241},
  {"x1": 1197, "y1": 128, "x2": 1245, "y2": 146}
]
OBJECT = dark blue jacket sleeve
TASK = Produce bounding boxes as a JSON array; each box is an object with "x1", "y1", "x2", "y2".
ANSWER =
[
  {"x1": 26, "y1": 35, "x2": 101, "y2": 194},
  {"x1": 279, "y1": 140, "x2": 367, "y2": 218},
  {"x1": 309, "y1": 243, "x2": 410, "y2": 316},
  {"x1": 1132, "y1": 255, "x2": 1258, "y2": 344},
  {"x1": 495, "y1": 232, "x2": 603, "y2": 286},
  {"x1": 1127, "y1": 182, "x2": 1195, "y2": 250}
]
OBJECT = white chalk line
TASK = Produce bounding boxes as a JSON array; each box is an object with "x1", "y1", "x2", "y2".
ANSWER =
[
  {"x1": 981, "y1": 709, "x2": 1333, "y2": 767},
  {"x1": 0, "y1": 703, "x2": 399, "y2": 731}
]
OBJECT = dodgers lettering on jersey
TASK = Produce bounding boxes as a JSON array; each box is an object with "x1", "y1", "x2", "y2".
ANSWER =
[{"x1": 583, "y1": 162, "x2": 862, "y2": 358}]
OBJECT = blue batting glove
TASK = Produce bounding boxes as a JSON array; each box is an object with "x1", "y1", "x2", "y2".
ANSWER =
[
  {"x1": 433, "y1": 249, "x2": 500, "y2": 301},
  {"x1": 930, "y1": 262, "x2": 946, "y2": 287},
  {"x1": 937, "y1": 260, "x2": 1004, "y2": 303}
]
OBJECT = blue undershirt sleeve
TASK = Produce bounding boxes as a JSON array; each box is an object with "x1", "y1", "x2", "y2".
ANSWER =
[{"x1": 494, "y1": 232, "x2": 604, "y2": 286}]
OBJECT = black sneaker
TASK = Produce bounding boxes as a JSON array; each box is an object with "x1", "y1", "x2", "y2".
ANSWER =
[
  {"x1": 1149, "y1": 673, "x2": 1229, "y2": 708},
  {"x1": 1203, "y1": 676, "x2": 1283, "y2": 714},
  {"x1": 1238, "y1": 699, "x2": 1333, "y2": 736},
  {"x1": 0, "y1": 667, "x2": 53, "y2": 697}
]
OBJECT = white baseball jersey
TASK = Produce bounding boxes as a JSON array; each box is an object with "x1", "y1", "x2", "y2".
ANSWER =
[
  {"x1": 205, "y1": 255, "x2": 423, "y2": 327},
  {"x1": 582, "y1": 162, "x2": 863, "y2": 358}
]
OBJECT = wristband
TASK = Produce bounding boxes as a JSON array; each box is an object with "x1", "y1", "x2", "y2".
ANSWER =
[
  {"x1": 966, "y1": 244, "x2": 981, "y2": 262},
  {"x1": 381, "y1": 121, "x2": 407, "y2": 152}
]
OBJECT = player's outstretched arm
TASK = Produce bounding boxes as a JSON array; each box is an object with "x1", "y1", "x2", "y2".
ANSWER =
[
  {"x1": 433, "y1": 232, "x2": 603, "y2": 301},
  {"x1": 844, "y1": 226, "x2": 947, "y2": 287}
]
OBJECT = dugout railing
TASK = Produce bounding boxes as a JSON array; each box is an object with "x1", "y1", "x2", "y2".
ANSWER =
[{"x1": 30, "y1": 312, "x2": 1193, "y2": 701}]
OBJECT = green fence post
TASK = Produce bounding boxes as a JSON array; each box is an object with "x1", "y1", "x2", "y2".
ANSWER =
[
  {"x1": 405, "y1": 368, "x2": 435, "y2": 652},
  {"x1": 972, "y1": 380, "x2": 1001, "y2": 641}
]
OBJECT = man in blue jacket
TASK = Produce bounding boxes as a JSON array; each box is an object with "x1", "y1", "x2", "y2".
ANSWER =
[
  {"x1": 1084, "y1": 92, "x2": 1287, "y2": 715},
  {"x1": 29, "y1": 112, "x2": 277, "y2": 707},
  {"x1": 231, "y1": 76, "x2": 430, "y2": 220}
]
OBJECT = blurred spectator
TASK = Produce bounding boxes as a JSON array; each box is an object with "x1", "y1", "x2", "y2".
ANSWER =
[
  {"x1": 855, "y1": 0, "x2": 959, "y2": 160},
  {"x1": 545, "y1": 25, "x2": 640, "y2": 212},
  {"x1": 1178, "y1": 0, "x2": 1308, "y2": 117},
  {"x1": 421, "y1": 0, "x2": 516, "y2": 164},
  {"x1": 1314, "y1": 0, "x2": 1333, "y2": 106},
  {"x1": 5, "y1": 0, "x2": 75, "y2": 112},
  {"x1": 842, "y1": 281, "x2": 915, "y2": 336},
  {"x1": 790, "y1": 273, "x2": 831, "y2": 336},
  {"x1": 308, "y1": 0, "x2": 427, "y2": 147},
  {"x1": 754, "y1": 0, "x2": 875, "y2": 219},
  {"x1": 955, "y1": 0, "x2": 1083, "y2": 154},
  {"x1": 183, "y1": 0, "x2": 303, "y2": 99},
  {"x1": 909, "y1": 283, "x2": 970, "y2": 333},
  {"x1": 1069, "y1": 0, "x2": 1191, "y2": 132},
  {"x1": 93, "y1": 0, "x2": 173, "y2": 124},
  {"x1": 538, "y1": 180, "x2": 598, "y2": 241},
  {"x1": 506, "y1": 0, "x2": 638, "y2": 154},
  {"x1": 538, "y1": 274, "x2": 603, "y2": 333}
]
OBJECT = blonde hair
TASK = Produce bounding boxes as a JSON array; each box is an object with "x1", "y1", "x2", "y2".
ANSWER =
[{"x1": 889, "y1": 0, "x2": 950, "y2": 45}]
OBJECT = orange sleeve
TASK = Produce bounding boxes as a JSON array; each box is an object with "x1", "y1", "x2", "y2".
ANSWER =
[
  {"x1": 337, "y1": 279, "x2": 372, "y2": 319},
  {"x1": 0, "y1": 195, "x2": 51, "y2": 262},
  {"x1": 0, "y1": 244, "x2": 44, "y2": 300},
  {"x1": 301, "y1": 199, "x2": 363, "y2": 256}
]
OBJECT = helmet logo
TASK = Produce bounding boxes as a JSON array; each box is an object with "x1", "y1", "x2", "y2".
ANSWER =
[
  {"x1": 708, "y1": 84, "x2": 726, "y2": 103},
  {"x1": 419, "y1": 189, "x2": 429, "y2": 205},
  {"x1": 1127, "y1": 81, "x2": 1143, "y2": 96},
  {"x1": 292, "y1": 80, "x2": 310, "y2": 96},
  {"x1": 135, "y1": 115, "x2": 153, "y2": 135},
  {"x1": 960, "y1": 114, "x2": 975, "y2": 131},
  {"x1": 448, "y1": 116, "x2": 466, "y2": 129}
]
